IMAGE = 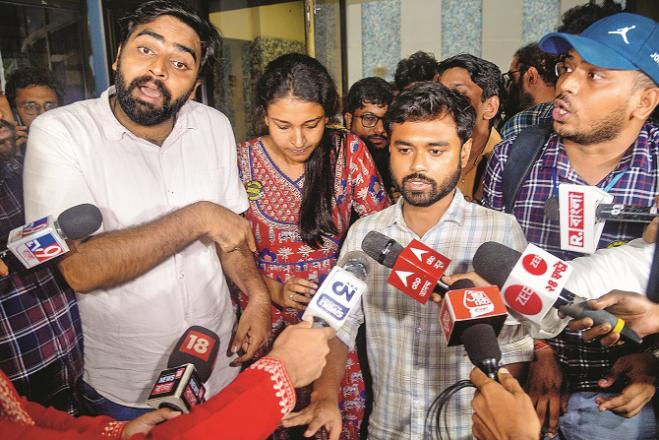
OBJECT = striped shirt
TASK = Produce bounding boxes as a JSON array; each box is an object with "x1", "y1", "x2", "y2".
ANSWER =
[
  {"x1": 336, "y1": 190, "x2": 533, "y2": 439},
  {"x1": 0, "y1": 157, "x2": 83, "y2": 414}
]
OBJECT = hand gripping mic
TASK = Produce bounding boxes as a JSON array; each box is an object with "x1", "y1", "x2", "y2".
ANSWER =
[
  {"x1": 146, "y1": 326, "x2": 220, "y2": 413},
  {"x1": 302, "y1": 251, "x2": 370, "y2": 329},
  {"x1": 4, "y1": 204, "x2": 102, "y2": 269},
  {"x1": 439, "y1": 278, "x2": 508, "y2": 346},
  {"x1": 361, "y1": 231, "x2": 452, "y2": 303},
  {"x1": 473, "y1": 242, "x2": 643, "y2": 344}
]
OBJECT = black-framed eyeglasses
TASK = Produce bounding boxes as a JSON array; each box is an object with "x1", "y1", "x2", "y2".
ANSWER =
[
  {"x1": 353, "y1": 112, "x2": 384, "y2": 128},
  {"x1": 502, "y1": 69, "x2": 523, "y2": 89},
  {"x1": 19, "y1": 101, "x2": 58, "y2": 116}
]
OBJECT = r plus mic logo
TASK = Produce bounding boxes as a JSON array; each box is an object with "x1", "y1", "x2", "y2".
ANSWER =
[{"x1": 567, "y1": 191, "x2": 585, "y2": 247}]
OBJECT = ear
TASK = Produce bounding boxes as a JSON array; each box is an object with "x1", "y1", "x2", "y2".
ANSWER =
[
  {"x1": 525, "y1": 67, "x2": 540, "y2": 87},
  {"x1": 631, "y1": 86, "x2": 659, "y2": 121},
  {"x1": 189, "y1": 80, "x2": 202, "y2": 101},
  {"x1": 344, "y1": 112, "x2": 353, "y2": 129},
  {"x1": 460, "y1": 138, "x2": 473, "y2": 169},
  {"x1": 481, "y1": 95, "x2": 500, "y2": 122},
  {"x1": 112, "y1": 45, "x2": 122, "y2": 72}
]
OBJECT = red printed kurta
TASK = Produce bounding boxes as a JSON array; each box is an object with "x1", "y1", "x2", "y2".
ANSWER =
[{"x1": 237, "y1": 130, "x2": 389, "y2": 439}]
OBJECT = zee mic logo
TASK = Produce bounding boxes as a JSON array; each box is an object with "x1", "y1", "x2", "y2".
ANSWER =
[{"x1": 503, "y1": 284, "x2": 543, "y2": 316}]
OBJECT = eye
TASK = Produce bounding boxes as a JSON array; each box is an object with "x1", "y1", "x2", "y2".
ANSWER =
[
  {"x1": 138, "y1": 46, "x2": 154, "y2": 56},
  {"x1": 429, "y1": 148, "x2": 442, "y2": 156},
  {"x1": 397, "y1": 147, "x2": 411, "y2": 154},
  {"x1": 304, "y1": 122, "x2": 320, "y2": 129},
  {"x1": 588, "y1": 71, "x2": 604, "y2": 81},
  {"x1": 171, "y1": 60, "x2": 189, "y2": 71},
  {"x1": 275, "y1": 124, "x2": 290, "y2": 130}
]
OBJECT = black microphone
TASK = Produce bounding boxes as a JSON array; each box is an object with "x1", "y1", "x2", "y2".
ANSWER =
[
  {"x1": 146, "y1": 326, "x2": 220, "y2": 413},
  {"x1": 361, "y1": 231, "x2": 451, "y2": 295},
  {"x1": 461, "y1": 323, "x2": 502, "y2": 381},
  {"x1": 3, "y1": 204, "x2": 103, "y2": 269},
  {"x1": 473, "y1": 241, "x2": 643, "y2": 344},
  {"x1": 545, "y1": 199, "x2": 658, "y2": 223}
]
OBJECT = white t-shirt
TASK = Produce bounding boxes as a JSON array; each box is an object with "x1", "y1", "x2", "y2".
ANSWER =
[
  {"x1": 23, "y1": 87, "x2": 248, "y2": 407},
  {"x1": 528, "y1": 238, "x2": 655, "y2": 338}
]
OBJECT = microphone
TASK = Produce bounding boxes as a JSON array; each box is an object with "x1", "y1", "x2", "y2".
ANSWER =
[
  {"x1": 461, "y1": 323, "x2": 502, "y2": 380},
  {"x1": 473, "y1": 241, "x2": 643, "y2": 344},
  {"x1": 146, "y1": 326, "x2": 220, "y2": 413},
  {"x1": 545, "y1": 198, "x2": 658, "y2": 223},
  {"x1": 361, "y1": 231, "x2": 451, "y2": 303},
  {"x1": 438, "y1": 278, "x2": 508, "y2": 346},
  {"x1": 302, "y1": 251, "x2": 370, "y2": 329},
  {"x1": 4, "y1": 204, "x2": 102, "y2": 269}
]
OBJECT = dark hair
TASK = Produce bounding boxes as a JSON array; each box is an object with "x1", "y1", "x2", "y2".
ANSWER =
[
  {"x1": 118, "y1": 0, "x2": 221, "y2": 77},
  {"x1": 514, "y1": 43, "x2": 559, "y2": 86},
  {"x1": 255, "y1": 53, "x2": 339, "y2": 248},
  {"x1": 5, "y1": 67, "x2": 62, "y2": 108},
  {"x1": 385, "y1": 82, "x2": 476, "y2": 145},
  {"x1": 344, "y1": 77, "x2": 394, "y2": 114},
  {"x1": 436, "y1": 53, "x2": 502, "y2": 101},
  {"x1": 394, "y1": 51, "x2": 439, "y2": 91},
  {"x1": 557, "y1": 0, "x2": 623, "y2": 34}
]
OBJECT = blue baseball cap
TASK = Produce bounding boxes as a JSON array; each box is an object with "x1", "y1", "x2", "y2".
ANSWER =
[{"x1": 539, "y1": 12, "x2": 659, "y2": 85}]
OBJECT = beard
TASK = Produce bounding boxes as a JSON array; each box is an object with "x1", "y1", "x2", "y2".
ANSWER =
[
  {"x1": 114, "y1": 59, "x2": 193, "y2": 126},
  {"x1": 0, "y1": 119, "x2": 19, "y2": 159},
  {"x1": 394, "y1": 161, "x2": 461, "y2": 207},
  {"x1": 503, "y1": 78, "x2": 534, "y2": 119},
  {"x1": 555, "y1": 96, "x2": 628, "y2": 145}
]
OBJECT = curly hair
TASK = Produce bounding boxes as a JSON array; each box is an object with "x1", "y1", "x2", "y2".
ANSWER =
[
  {"x1": 394, "y1": 51, "x2": 439, "y2": 91},
  {"x1": 5, "y1": 67, "x2": 62, "y2": 108},
  {"x1": 344, "y1": 77, "x2": 394, "y2": 114}
]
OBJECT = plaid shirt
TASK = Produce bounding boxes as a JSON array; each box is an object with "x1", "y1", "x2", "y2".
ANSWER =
[
  {"x1": 336, "y1": 191, "x2": 533, "y2": 439},
  {"x1": 482, "y1": 123, "x2": 659, "y2": 391},
  {"x1": 0, "y1": 157, "x2": 83, "y2": 413},
  {"x1": 500, "y1": 102, "x2": 554, "y2": 140}
]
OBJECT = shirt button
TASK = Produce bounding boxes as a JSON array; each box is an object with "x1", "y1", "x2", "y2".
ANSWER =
[
  {"x1": 179, "y1": 273, "x2": 185, "y2": 279},
  {"x1": 416, "y1": 327, "x2": 422, "y2": 333}
]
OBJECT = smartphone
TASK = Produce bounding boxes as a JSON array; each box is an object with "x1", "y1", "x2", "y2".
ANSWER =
[{"x1": 12, "y1": 109, "x2": 23, "y2": 126}]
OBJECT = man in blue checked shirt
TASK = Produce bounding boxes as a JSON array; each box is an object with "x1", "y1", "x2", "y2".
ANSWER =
[
  {"x1": 482, "y1": 12, "x2": 658, "y2": 440},
  {"x1": 283, "y1": 82, "x2": 533, "y2": 439},
  {"x1": 0, "y1": 91, "x2": 83, "y2": 415}
]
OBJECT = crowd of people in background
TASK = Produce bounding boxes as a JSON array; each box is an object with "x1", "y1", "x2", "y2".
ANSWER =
[{"x1": 0, "y1": 0, "x2": 657, "y2": 439}]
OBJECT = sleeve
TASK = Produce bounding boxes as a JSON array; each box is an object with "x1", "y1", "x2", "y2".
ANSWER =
[
  {"x1": 334, "y1": 222, "x2": 365, "y2": 350},
  {"x1": 480, "y1": 139, "x2": 514, "y2": 212},
  {"x1": 347, "y1": 134, "x2": 390, "y2": 217},
  {"x1": 144, "y1": 357, "x2": 295, "y2": 440},
  {"x1": 23, "y1": 116, "x2": 96, "y2": 223},
  {"x1": 216, "y1": 114, "x2": 248, "y2": 215}
]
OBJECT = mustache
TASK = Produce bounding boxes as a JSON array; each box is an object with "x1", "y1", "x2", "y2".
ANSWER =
[
  {"x1": 127, "y1": 76, "x2": 172, "y2": 103},
  {"x1": 402, "y1": 173, "x2": 436, "y2": 184}
]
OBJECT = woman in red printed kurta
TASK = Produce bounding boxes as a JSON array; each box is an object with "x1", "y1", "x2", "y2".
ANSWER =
[{"x1": 237, "y1": 53, "x2": 389, "y2": 439}]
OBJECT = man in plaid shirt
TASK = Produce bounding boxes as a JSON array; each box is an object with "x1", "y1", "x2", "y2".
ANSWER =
[
  {"x1": 284, "y1": 83, "x2": 533, "y2": 439},
  {"x1": 0, "y1": 92, "x2": 83, "y2": 414},
  {"x1": 483, "y1": 13, "x2": 658, "y2": 439}
]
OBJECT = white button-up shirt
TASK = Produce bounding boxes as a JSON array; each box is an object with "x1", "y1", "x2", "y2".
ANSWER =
[{"x1": 23, "y1": 87, "x2": 248, "y2": 407}]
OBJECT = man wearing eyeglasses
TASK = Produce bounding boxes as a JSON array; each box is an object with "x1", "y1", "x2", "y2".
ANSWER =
[
  {"x1": 482, "y1": 12, "x2": 658, "y2": 440},
  {"x1": 344, "y1": 77, "x2": 395, "y2": 198},
  {"x1": 4, "y1": 67, "x2": 61, "y2": 149}
]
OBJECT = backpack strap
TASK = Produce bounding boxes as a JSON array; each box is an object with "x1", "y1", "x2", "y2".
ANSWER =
[{"x1": 502, "y1": 125, "x2": 552, "y2": 213}]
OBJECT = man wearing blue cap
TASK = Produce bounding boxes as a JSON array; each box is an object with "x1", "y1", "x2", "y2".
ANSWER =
[{"x1": 482, "y1": 12, "x2": 658, "y2": 440}]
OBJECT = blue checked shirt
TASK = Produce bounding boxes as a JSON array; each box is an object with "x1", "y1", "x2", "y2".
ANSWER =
[
  {"x1": 336, "y1": 191, "x2": 533, "y2": 439},
  {"x1": 500, "y1": 102, "x2": 554, "y2": 140},
  {"x1": 482, "y1": 123, "x2": 659, "y2": 391},
  {"x1": 0, "y1": 157, "x2": 83, "y2": 413}
]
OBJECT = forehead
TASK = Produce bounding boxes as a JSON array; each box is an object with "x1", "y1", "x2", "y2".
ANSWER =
[
  {"x1": 356, "y1": 101, "x2": 388, "y2": 115},
  {"x1": 267, "y1": 96, "x2": 325, "y2": 120},
  {"x1": 439, "y1": 67, "x2": 482, "y2": 93},
  {"x1": 16, "y1": 85, "x2": 58, "y2": 101},
  {"x1": 128, "y1": 15, "x2": 202, "y2": 59},
  {"x1": 391, "y1": 116, "x2": 460, "y2": 141}
]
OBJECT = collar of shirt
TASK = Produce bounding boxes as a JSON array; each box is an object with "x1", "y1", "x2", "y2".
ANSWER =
[
  {"x1": 97, "y1": 86, "x2": 197, "y2": 145},
  {"x1": 387, "y1": 189, "x2": 467, "y2": 237}
]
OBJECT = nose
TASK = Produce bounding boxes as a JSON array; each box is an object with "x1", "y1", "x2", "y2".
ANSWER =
[
  {"x1": 410, "y1": 150, "x2": 428, "y2": 172},
  {"x1": 374, "y1": 118, "x2": 386, "y2": 135},
  {"x1": 148, "y1": 55, "x2": 169, "y2": 79},
  {"x1": 291, "y1": 127, "x2": 305, "y2": 148},
  {"x1": 556, "y1": 69, "x2": 580, "y2": 96}
]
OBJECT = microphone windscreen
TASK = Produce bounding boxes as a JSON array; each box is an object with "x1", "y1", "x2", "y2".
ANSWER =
[
  {"x1": 338, "y1": 250, "x2": 371, "y2": 281},
  {"x1": 460, "y1": 323, "x2": 502, "y2": 367},
  {"x1": 449, "y1": 278, "x2": 475, "y2": 289},
  {"x1": 361, "y1": 231, "x2": 404, "y2": 268},
  {"x1": 168, "y1": 326, "x2": 220, "y2": 382},
  {"x1": 57, "y1": 204, "x2": 103, "y2": 240},
  {"x1": 472, "y1": 242, "x2": 521, "y2": 287},
  {"x1": 543, "y1": 198, "x2": 560, "y2": 221}
]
